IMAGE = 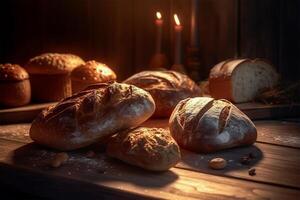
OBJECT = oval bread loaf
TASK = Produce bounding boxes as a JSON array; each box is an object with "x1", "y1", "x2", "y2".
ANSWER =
[
  {"x1": 124, "y1": 70, "x2": 201, "y2": 118},
  {"x1": 30, "y1": 82, "x2": 155, "y2": 150},
  {"x1": 107, "y1": 127, "x2": 181, "y2": 171},
  {"x1": 169, "y1": 97, "x2": 257, "y2": 153}
]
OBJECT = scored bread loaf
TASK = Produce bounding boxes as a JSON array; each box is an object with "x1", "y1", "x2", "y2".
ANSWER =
[
  {"x1": 169, "y1": 97, "x2": 257, "y2": 153},
  {"x1": 209, "y1": 59, "x2": 279, "y2": 103},
  {"x1": 107, "y1": 127, "x2": 181, "y2": 171},
  {"x1": 30, "y1": 82, "x2": 155, "y2": 150},
  {"x1": 124, "y1": 70, "x2": 201, "y2": 117}
]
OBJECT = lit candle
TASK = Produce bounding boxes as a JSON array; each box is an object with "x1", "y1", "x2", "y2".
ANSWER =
[
  {"x1": 155, "y1": 12, "x2": 163, "y2": 54},
  {"x1": 174, "y1": 14, "x2": 183, "y2": 65},
  {"x1": 190, "y1": 0, "x2": 200, "y2": 47}
]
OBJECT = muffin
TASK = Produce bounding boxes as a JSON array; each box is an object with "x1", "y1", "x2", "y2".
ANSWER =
[
  {"x1": 0, "y1": 64, "x2": 31, "y2": 107},
  {"x1": 26, "y1": 53, "x2": 84, "y2": 102},
  {"x1": 71, "y1": 60, "x2": 117, "y2": 93}
]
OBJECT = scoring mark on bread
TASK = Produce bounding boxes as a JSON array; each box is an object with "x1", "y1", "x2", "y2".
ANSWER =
[
  {"x1": 194, "y1": 99, "x2": 215, "y2": 130},
  {"x1": 218, "y1": 105, "x2": 231, "y2": 134},
  {"x1": 175, "y1": 98, "x2": 191, "y2": 128}
]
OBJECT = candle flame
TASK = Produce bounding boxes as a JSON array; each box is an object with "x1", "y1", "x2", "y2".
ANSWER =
[
  {"x1": 156, "y1": 12, "x2": 162, "y2": 19},
  {"x1": 174, "y1": 14, "x2": 181, "y2": 26}
]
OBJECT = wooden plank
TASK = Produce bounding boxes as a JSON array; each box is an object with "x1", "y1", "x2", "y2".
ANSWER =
[
  {"x1": 0, "y1": 138, "x2": 299, "y2": 199},
  {"x1": 239, "y1": 0, "x2": 280, "y2": 70},
  {"x1": 236, "y1": 102, "x2": 300, "y2": 120},
  {"x1": 279, "y1": 0, "x2": 300, "y2": 81},
  {"x1": 0, "y1": 124, "x2": 31, "y2": 143},
  {"x1": 0, "y1": 0, "x2": 92, "y2": 64},
  {"x1": 178, "y1": 143, "x2": 300, "y2": 189},
  {"x1": 197, "y1": 0, "x2": 238, "y2": 78},
  {"x1": 0, "y1": 102, "x2": 56, "y2": 124},
  {"x1": 256, "y1": 121, "x2": 300, "y2": 148},
  {"x1": 88, "y1": 0, "x2": 135, "y2": 81}
]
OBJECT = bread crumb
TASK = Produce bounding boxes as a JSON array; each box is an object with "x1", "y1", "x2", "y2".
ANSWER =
[
  {"x1": 249, "y1": 168, "x2": 256, "y2": 176},
  {"x1": 50, "y1": 152, "x2": 69, "y2": 168},
  {"x1": 209, "y1": 157, "x2": 227, "y2": 170}
]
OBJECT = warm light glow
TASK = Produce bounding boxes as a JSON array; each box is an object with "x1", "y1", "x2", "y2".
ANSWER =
[
  {"x1": 156, "y1": 12, "x2": 162, "y2": 19},
  {"x1": 174, "y1": 14, "x2": 180, "y2": 26}
]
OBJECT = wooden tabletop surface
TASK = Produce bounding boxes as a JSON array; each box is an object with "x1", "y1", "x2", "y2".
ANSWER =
[{"x1": 0, "y1": 119, "x2": 300, "y2": 199}]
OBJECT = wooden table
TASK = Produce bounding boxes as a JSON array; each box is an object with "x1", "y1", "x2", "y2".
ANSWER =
[{"x1": 0, "y1": 119, "x2": 300, "y2": 199}]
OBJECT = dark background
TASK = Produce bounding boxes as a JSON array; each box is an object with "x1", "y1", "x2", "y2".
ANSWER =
[{"x1": 0, "y1": 0, "x2": 299, "y2": 81}]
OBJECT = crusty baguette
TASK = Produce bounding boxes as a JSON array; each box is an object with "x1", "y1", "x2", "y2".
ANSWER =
[
  {"x1": 209, "y1": 59, "x2": 279, "y2": 103},
  {"x1": 30, "y1": 82, "x2": 155, "y2": 150},
  {"x1": 169, "y1": 97, "x2": 257, "y2": 153},
  {"x1": 107, "y1": 127, "x2": 181, "y2": 171},
  {"x1": 124, "y1": 70, "x2": 201, "y2": 117}
]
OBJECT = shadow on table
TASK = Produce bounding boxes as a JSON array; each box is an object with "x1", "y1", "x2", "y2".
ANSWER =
[
  {"x1": 178, "y1": 144, "x2": 263, "y2": 174},
  {"x1": 12, "y1": 142, "x2": 179, "y2": 189}
]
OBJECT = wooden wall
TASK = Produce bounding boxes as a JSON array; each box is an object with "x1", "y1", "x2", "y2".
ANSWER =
[{"x1": 0, "y1": 0, "x2": 299, "y2": 81}]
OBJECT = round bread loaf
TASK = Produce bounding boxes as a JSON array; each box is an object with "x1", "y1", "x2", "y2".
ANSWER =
[
  {"x1": 107, "y1": 127, "x2": 181, "y2": 171},
  {"x1": 0, "y1": 64, "x2": 31, "y2": 107},
  {"x1": 169, "y1": 97, "x2": 257, "y2": 153},
  {"x1": 26, "y1": 53, "x2": 85, "y2": 102},
  {"x1": 71, "y1": 60, "x2": 117, "y2": 93},
  {"x1": 30, "y1": 82, "x2": 155, "y2": 150},
  {"x1": 124, "y1": 70, "x2": 201, "y2": 117}
]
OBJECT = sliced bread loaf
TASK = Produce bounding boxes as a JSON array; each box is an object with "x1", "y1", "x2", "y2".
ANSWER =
[{"x1": 209, "y1": 59, "x2": 279, "y2": 103}]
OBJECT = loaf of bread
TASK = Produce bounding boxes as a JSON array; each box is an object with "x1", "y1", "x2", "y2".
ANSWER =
[
  {"x1": 30, "y1": 82, "x2": 155, "y2": 150},
  {"x1": 26, "y1": 53, "x2": 85, "y2": 102},
  {"x1": 124, "y1": 70, "x2": 201, "y2": 117},
  {"x1": 71, "y1": 60, "x2": 117, "y2": 94},
  {"x1": 209, "y1": 59, "x2": 279, "y2": 103},
  {"x1": 0, "y1": 64, "x2": 31, "y2": 107},
  {"x1": 107, "y1": 127, "x2": 181, "y2": 171},
  {"x1": 169, "y1": 97, "x2": 257, "y2": 153}
]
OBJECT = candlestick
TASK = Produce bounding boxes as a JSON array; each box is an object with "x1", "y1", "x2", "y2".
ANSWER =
[
  {"x1": 149, "y1": 11, "x2": 169, "y2": 70},
  {"x1": 174, "y1": 14, "x2": 183, "y2": 65},
  {"x1": 171, "y1": 14, "x2": 187, "y2": 74},
  {"x1": 155, "y1": 12, "x2": 163, "y2": 54}
]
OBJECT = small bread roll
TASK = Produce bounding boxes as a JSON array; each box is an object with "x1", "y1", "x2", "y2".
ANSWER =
[
  {"x1": 124, "y1": 70, "x2": 201, "y2": 118},
  {"x1": 26, "y1": 53, "x2": 84, "y2": 102},
  {"x1": 0, "y1": 64, "x2": 31, "y2": 107},
  {"x1": 169, "y1": 97, "x2": 257, "y2": 153},
  {"x1": 30, "y1": 82, "x2": 155, "y2": 151},
  {"x1": 107, "y1": 127, "x2": 181, "y2": 171},
  {"x1": 71, "y1": 60, "x2": 117, "y2": 93}
]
